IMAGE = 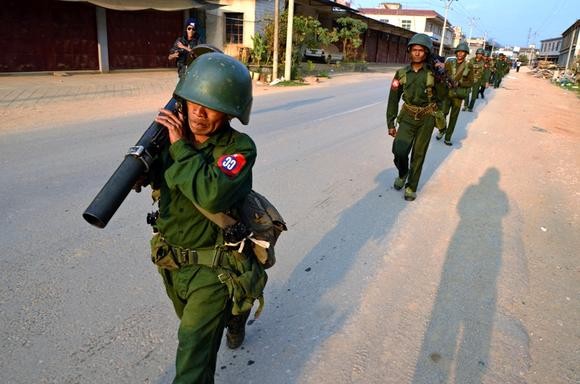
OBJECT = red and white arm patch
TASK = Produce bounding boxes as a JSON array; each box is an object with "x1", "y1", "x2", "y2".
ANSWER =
[
  {"x1": 391, "y1": 78, "x2": 400, "y2": 90},
  {"x1": 217, "y1": 153, "x2": 247, "y2": 177}
]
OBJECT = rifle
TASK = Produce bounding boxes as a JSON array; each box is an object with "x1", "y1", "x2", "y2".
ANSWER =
[
  {"x1": 82, "y1": 98, "x2": 177, "y2": 228},
  {"x1": 428, "y1": 53, "x2": 458, "y2": 89}
]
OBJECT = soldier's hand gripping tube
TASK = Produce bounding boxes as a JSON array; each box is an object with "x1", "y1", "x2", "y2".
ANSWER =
[{"x1": 82, "y1": 98, "x2": 177, "y2": 228}]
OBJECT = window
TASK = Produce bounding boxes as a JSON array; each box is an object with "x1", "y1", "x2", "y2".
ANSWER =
[
  {"x1": 380, "y1": 18, "x2": 389, "y2": 24},
  {"x1": 225, "y1": 13, "x2": 243, "y2": 44},
  {"x1": 401, "y1": 19, "x2": 412, "y2": 30}
]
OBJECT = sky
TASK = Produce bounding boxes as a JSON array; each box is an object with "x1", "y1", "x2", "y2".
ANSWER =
[{"x1": 352, "y1": 0, "x2": 580, "y2": 47}]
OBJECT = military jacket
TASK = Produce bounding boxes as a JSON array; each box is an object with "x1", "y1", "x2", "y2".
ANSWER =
[
  {"x1": 495, "y1": 59, "x2": 510, "y2": 76},
  {"x1": 170, "y1": 36, "x2": 199, "y2": 70},
  {"x1": 150, "y1": 123, "x2": 256, "y2": 248},
  {"x1": 469, "y1": 57, "x2": 486, "y2": 83},
  {"x1": 445, "y1": 58, "x2": 474, "y2": 89},
  {"x1": 386, "y1": 63, "x2": 440, "y2": 129},
  {"x1": 482, "y1": 59, "x2": 493, "y2": 82}
]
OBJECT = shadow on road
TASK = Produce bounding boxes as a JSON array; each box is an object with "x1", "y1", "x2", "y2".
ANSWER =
[{"x1": 412, "y1": 168, "x2": 509, "y2": 383}]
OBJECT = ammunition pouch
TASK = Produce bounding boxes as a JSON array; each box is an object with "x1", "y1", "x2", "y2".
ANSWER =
[
  {"x1": 150, "y1": 232, "x2": 268, "y2": 318},
  {"x1": 150, "y1": 232, "x2": 225, "y2": 271},
  {"x1": 401, "y1": 102, "x2": 437, "y2": 121},
  {"x1": 434, "y1": 110, "x2": 446, "y2": 130}
]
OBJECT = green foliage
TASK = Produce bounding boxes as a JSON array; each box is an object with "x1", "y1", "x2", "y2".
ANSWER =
[
  {"x1": 336, "y1": 17, "x2": 368, "y2": 61},
  {"x1": 273, "y1": 80, "x2": 308, "y2": 87},
  {"x1": 251, "y1": 33, "x2": 268, "y2": 66},
  {"x1": 262, "y1": 11, "x2": 337, "y2": 80},
  {"x1": 517, "y1": 54, "x2": 529, "y2": 65}
]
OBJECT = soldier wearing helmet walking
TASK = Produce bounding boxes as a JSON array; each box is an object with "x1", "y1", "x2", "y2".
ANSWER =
[
  {"x1": 463, "y1": 47, "x2": 488, "y2": 112},
  {"x1": 493, "y1": 53, "x2": 510, "y2": 88},
  {"x1": 435, "y1": 41, "x2": 474, "y2": 146},
  {"x1": 386, "y1": 33, "x2": 444, "y2": 201},
  {"x1": 141, "y1": 49, "x2": 265, "y2": 383}
]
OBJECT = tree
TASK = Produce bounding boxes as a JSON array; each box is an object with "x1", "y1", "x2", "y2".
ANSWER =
[
  {"x1": 518, "y1": 54, "x2": 529, "y2": 65},
  {"x1": 336, "y1": 17, "x2": 368, "y2": 61},
  {"x1": 261, "y1": 11, "x2": 337, "y2": 78}
]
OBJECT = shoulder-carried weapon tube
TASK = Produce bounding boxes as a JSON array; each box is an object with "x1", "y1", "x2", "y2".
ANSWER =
[{"x1": 82, "y1": 98, "x2": 177, "y2": 228}]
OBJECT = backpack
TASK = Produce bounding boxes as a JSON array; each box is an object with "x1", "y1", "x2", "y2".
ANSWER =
[
  {"x1": 192, "y1": 190, "x2": 287, "y2": 269},
  {"x1": 238, "y1": 190, "x2": 287, "y2": 269}
]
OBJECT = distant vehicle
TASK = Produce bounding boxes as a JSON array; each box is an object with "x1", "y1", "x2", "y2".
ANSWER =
[{"x1": 303, "y1": 44, "x2": 343, "y2": 63}]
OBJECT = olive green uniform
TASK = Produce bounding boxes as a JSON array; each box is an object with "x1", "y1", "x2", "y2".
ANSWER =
[
  {"x1": 465, "y1": 56, "x2": 486, "y2": 110},
  {"x1": 386, "y1": 63, "x2": 441, "y2": 193},
  {"x1": 479, "y1": 57, "x2": 493, "y2": 99},
  {"x1": 493, "y1": 57, "x2": 509, "y2": 88},
  {"x1": 150, "y1": 124, "x2": 256, "y2": 384},
  {"x1": 441, "y1": 58, "x2": 474, "y2": 143}
]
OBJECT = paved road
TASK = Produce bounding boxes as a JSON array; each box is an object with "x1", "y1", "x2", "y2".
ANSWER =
[{"x1": 0, "y1": 68, "x2": 578, "y2": 384}]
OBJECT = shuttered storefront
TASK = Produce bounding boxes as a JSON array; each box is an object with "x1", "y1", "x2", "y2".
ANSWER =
[
  {"x1": 0, "y1": 0, "x2": 98, "y2": 72},
  {"x1": 106, "y1": 9, "x2": 183, "y2": 70}
]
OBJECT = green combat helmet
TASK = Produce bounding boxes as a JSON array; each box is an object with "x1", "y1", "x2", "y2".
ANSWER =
[
  {"x1": 476, "y1": 48, "x2": 485, "y2": 55},
  {"x1": 455, "y1": 41, "x2": 470, "y2": 53},
  {"x1": 174, "y1": 52, "x2": 253, "y2": 125},
  {"x1": 407, "y1": 33, "x2": 433, "y2": 54}
]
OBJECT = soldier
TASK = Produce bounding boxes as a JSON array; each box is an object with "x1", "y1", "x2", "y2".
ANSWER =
[
  {"x1": 493, "y1": 53, "x2": 510, "y2": 88},
  {"x1": 386, "y1": 33, "x2": 443, "y2": 201},
  {"x1": 463, "y1": 47, "x2": 487, "y2": 111},
  {"x1": 145, "y1": 52, "x2": 266, "y2": 383},
  {"x1": 436, "y1": 41, "x2": 474, "y2": 146},
  {"x1": 169, "y1": 18, "x2": 200, "y2": 79},
  {"x1": 479, "y1": 50, "x2": 493, "y2": 99}
]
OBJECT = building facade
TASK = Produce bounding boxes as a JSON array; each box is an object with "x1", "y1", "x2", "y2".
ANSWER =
[
  {"x1": 357, "y1": 2, "x2": 455, "y2": 55},
  {"x1": 0, "y1": 0, "x2": 277, "y2": 73},
  {"x1": 539, "y1": 37, "x2": 562, "y2": 62},
  {"x1": 558, "y1": 19, "x2": 580, "y2": 69},
  {"x1": 293, "y1": 0, "x2": 414, "y2": 64}
]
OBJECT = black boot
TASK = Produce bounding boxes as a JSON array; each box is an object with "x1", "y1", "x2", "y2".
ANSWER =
[{"x1": 226, "y1": 311, "x2": 250, "y2": 349}]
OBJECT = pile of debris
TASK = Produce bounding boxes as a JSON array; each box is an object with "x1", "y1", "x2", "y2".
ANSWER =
[
  {"x1": 530, "y1": 67, "x2": 555, "y2": 79},
  {"x1": 529, "y1": 61, "x2": 578, "y2": 89}
]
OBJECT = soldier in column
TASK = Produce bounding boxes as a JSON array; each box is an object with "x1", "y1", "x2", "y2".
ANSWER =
[
  {"x1": 386, "y1": 33, "x2": 444, "y2": 201},
  {"x1": 436, "y1": 42, "x2": 474, "y2": 146},
  {"x1": 464, "y1": 48, "x2": 487, "y2": 111}
]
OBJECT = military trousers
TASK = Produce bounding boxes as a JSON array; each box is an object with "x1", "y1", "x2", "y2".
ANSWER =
[
  {"x1": 493, "y1": 74, "x2": 503, "y2": 88},
  {"x1": 442, "y1": 96, "x2": 464, "y2": 142},
  {"x1": 392, "y1": 109, "x2": 435, "y2": 192},
  {"x1": 467, "y1": 80, "x2": 484, "y2": 109},
  {"x1": 160, "y1": 264, "x2": 230, "y2": 384}
]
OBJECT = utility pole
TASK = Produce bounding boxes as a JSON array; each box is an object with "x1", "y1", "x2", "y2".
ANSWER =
[
  {"x1": 439, "y1": 0, "x2": 457, "y2": 56},
  {"x1": 483, "y1": 31, "x2": 487, "y2": 51},
  {"x1": 284, "y1": 0, "x2": 295, "y2": 81},
  {"x1": 467, "y1": 16, "x2": 478, "y2": 41},
  {"x1": 467, "y1": 16, "x2": 479, "y2": 55},
  {"x1": 272, "y1": 0, "x2": 279, "y2": 81},
  {"x1": 565, "y1": 27, "x2": 578, "y2": 72}
]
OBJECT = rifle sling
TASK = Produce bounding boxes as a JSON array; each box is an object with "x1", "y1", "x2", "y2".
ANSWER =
[{"x1": 192, "y1": 201, "x2": 237, "y2": 229}]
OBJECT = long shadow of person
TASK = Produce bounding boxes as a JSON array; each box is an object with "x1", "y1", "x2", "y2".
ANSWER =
[
  {"x1": 212, "y1": 168, "x2": 410, "y2": 383},
  {"x1": 412, "y1": 167, "x2": 509, "y2": 384}
]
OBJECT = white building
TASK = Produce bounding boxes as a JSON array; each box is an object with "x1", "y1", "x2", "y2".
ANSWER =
[{"x1": 358, "y1": 2, "x2": 455, "y2": 53}]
